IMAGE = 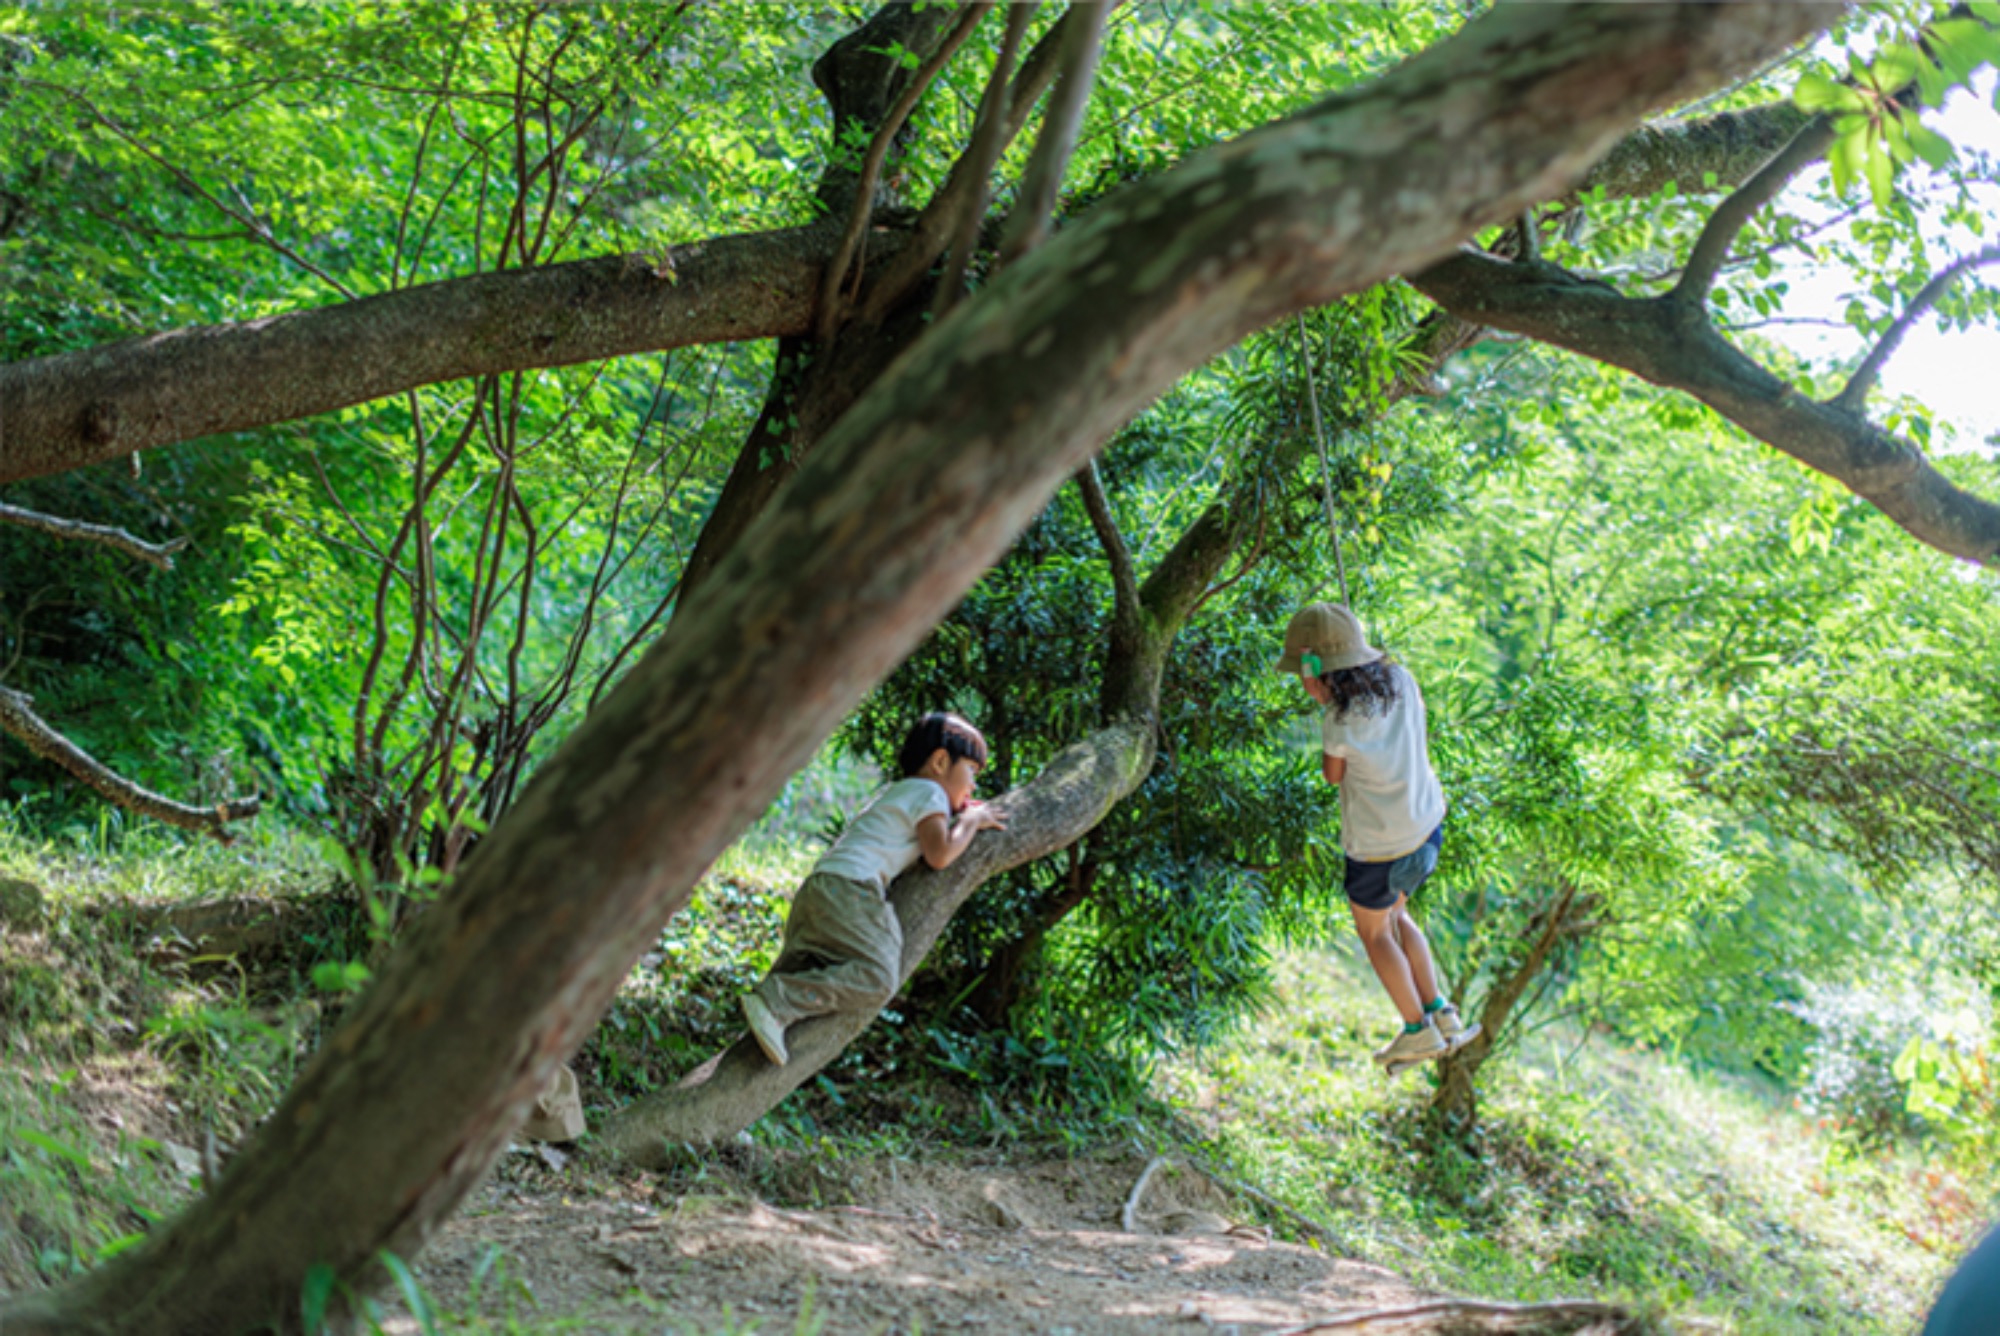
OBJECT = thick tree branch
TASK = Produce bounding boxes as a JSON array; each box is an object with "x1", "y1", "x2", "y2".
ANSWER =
[
  {"x1": 1836, "y1": 242, "x2": 2000, "y2": 412},
  {"x1": 0, "y1": 501, "x2": 188, "y2": 569},
  {"x1": 0, "y1": 223, "x2": 851, "y2": 485},
  {"x1": 1410, "y1": 251, "x2": 2000, "y2": 563},
  {"x1": 0, "y1": 4, "x2": 1836, "y2": 1325},
  {"x1": 603, "y1": 719, "x2": 1156, "y2": 1156},
  {"x1": 596, "y1": 5, "x2": 1843, "y2": 1158},
  {"x1": 0, "y1": 687, "x2": 259, "y2": 841},
  {"x1": 1569, "y1": 98, "x2": 1813, "y2": 205},
  {"x1": 997, "y1": 0, "x2": 1113, "y2": 264}
]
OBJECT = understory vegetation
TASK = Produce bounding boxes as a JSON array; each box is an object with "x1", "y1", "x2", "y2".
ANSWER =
[{"x1": 2, "y1": 760, "x2": 1992, "y2": 1333}]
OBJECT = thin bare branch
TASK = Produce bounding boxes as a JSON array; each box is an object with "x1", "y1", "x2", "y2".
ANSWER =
[
  {"x1": 1836, "y1": 242, "x2": 2000, "y2": 412},
  {"x1": 0, "y1": 686, "x2": 259, "y2": 841},
  {"x1": 1074, "y1": 459, "x2": 1139, "y2": 619},
  {"x1": 932, "y1": 4, "x2": 1035, "y2": 322},
  {"x1": 998, "y1": 0, "x2": 1112, "y2": 265},
  {"x1": 1273, "y1": 1298, "x2": 1636, "y2": 1335},
  {"x1": 0, "y1": 502, "x2": 188, "y2": 570},
  {"x1": 21, "y1": 79, "x2": 361, "y2": 300},
  {"x1": 816, "y1": 2, "x2": 992, "y2": 343}
]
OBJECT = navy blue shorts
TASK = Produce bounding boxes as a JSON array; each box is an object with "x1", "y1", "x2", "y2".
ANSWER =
[{"x1": 1344, "y1": 824, "x2": 1442, "y2": 912}]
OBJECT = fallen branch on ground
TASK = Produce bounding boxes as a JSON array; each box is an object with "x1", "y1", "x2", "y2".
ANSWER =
[
  {"x1": 0, "y1": 686, "x2": 259, "y2": 841},
  {"x1": 1274, "y1": 1298, "x2": 1638, "y2": 1335}
]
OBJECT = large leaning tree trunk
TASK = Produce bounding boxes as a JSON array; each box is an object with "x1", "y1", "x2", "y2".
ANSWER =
[{"x1": 0, "y1": 6, "x2": 1836, "y2": 1332}]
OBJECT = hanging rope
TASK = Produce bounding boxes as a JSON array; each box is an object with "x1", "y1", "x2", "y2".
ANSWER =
[{"x1": 1296, "y1": 313, "x2": 1351, "y2": 608}]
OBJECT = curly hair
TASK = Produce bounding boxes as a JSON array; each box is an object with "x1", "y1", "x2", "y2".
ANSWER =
[{"x1": 1321, "y1": 658, "x2": 1401, "y2": 721}]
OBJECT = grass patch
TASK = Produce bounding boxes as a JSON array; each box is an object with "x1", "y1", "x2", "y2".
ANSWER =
[{"x1": 1158, "y1": 943, "x2": 1981, "y2": 1334}]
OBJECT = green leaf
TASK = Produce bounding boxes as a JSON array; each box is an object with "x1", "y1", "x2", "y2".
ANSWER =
[
  {"x1": 1892, "y1": 1034, "x2": 1923, "y2": 1081},
  {"x1": 1871, "y1": 44, "x2": 1920, "y2": 91},
  {"x1": 1793, "y1": 70, "x2": 1862, "y2": 113},
  {"x1": 16, "y1": 1127, "x2": 92, "y2": 1171},
  {"x1": 1906, "y1": 119, "x2": 1955, "y2": 169},
  {"x1": 301, "y1": 1263, "x2": 338, "y2": 1335},
  {"x1": 1828, "y1": 130, "x2": 1864, "y2": 196},
  {"x1": 1882, "y1": 111, "x2": 1912, "y2": 163},
  {"x1": 1863, "y1": 139, "x2": 1896, "y2": 210},
  {"x1": 379, "y1": 1252, "x2": 438, "y2": 1336},
  {"x1": 95, "y1": 1233, "x2": 147, "y2": 1261}
]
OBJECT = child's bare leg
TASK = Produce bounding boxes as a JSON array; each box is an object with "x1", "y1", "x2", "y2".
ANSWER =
[
  {"x1": 1349, "y1": 900, "x2": 1422, "y2": 1023},
  {"x1": 1393, "y1": 904, "x2": 1441, "y2": 1005}
]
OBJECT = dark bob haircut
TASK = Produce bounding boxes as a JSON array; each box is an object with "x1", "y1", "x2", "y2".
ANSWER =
[{"x1": 897, "y1": 712, "x2": 989, "y2": 777}]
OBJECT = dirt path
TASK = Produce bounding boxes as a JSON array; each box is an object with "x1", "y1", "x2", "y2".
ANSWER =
[{"x1": 401, "y1": 1149, "x2": 1430, "y2": 1334}]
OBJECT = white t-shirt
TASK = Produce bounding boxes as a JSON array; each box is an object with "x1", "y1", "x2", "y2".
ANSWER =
[
  {"x1": 814, "y1": 777, "x2": 952, "y2": 894},
  {"x1": 1321, "y1": 663, "x2": 1447, "y2": 861}
]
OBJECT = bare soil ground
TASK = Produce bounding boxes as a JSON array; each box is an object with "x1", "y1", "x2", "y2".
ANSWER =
[{"x1": 402, "y1": 1147, "x2": 1431, "y2": 1335}]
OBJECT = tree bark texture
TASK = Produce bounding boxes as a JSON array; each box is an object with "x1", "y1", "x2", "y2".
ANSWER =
[
  {"x1": 0, "y1": 5, "x2": 1838, "y2": 1331},
  {"x1": 0, "y1": 225, "x2": 846, "y2": 485}
]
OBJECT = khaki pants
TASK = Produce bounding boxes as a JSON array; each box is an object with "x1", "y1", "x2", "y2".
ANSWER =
[{"x1": 752, "y1": 871, "x2": 903, "y2": 1026}]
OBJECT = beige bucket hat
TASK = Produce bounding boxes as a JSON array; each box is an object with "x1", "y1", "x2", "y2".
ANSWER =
[{"x1": 1274, "y1": 602, "x2": 1383, "y2": 676}]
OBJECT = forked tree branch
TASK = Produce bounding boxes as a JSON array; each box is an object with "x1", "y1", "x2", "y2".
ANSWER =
[
  {"x1": 930, "y1": 3, "x2": 1035, "y2": 322},
  {"x1": 0, "y1": 501, "x2": 189, "y2": 569},
  {"x1": 860, "y1": 2, "x2": 1091, "y2": 324},
  {"x1": 815, "y1": 2, "x2": 992, "y2": 342},
  {"x1": 1835, "y1": 241, "x2": 2000, "y2": 411},
  {"x1": 1671, "y1": 113, "x2": 1837, "y2": 302},
  {"x1": 0, "y1": 686, "x2": 260, "y2": 841},
  {"x1": 1410, "y1": 251, "x2": 2000, "y2": 563},
  {"x1": 998, "y1": 0, "x2": 1113, "y2": 264}
]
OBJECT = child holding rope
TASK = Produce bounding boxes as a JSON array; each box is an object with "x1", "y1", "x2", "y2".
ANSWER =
[{"x1": 1278, "y1": 603, "x2": 1473, "y2": 1072}]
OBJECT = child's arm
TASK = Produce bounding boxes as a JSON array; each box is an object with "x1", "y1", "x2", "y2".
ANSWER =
[
  {"x1": 1323, "y1": 753, "x2": 1345, "y2": 786},
  {"x1": 916, "y1": 802, "x2": 1006, "y2": 870}
]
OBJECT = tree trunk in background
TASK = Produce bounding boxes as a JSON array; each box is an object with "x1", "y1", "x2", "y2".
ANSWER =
[
  {"x1": 1433, "y1": 884, "x2": 1586, "y2": 1128},
  {"x1": 967, "y1": 857, "x2": 1098, "y2": 1028},
  {"x1": 0, "y1": 4, "x2": 1836, "y2": 1329}
]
